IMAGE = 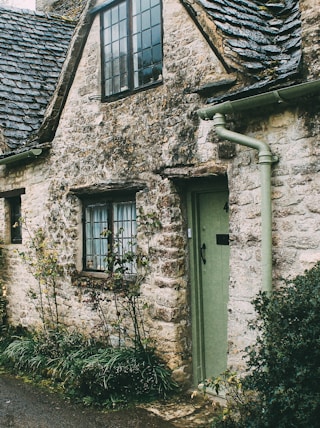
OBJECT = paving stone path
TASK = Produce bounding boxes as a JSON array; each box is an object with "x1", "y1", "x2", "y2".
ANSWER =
[
  {"x1": 0, "y1": 373, "x2": 173, "y2": 428},
  {"x1": 0, "y1": 373, "x2": 216, "y2": 427}
]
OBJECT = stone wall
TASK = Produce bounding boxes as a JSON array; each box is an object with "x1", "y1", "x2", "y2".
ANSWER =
[
  {"x1": 0, "y1": 0, "x2": 319, "y2": 385},
  {"x1": 36, "y1": 0, "x2": 87, "y2": 19},
  {"x1": 224, "y1": 101, "x2": 320, "y2": 368},
  {"x1": 43, "y1": 0, "x2": 228, "y2": 382},
  {"x1": 300, "y1": 0, "x2": 320, "y2": 78},
  {"x1": 36, "y1": 0, "x2": 55, "y2": 10}
]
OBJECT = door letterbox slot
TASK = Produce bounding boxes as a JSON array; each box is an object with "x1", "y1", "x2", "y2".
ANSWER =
[{"x1": 216, "y1": 234, "x2": 229, "y2": 245}]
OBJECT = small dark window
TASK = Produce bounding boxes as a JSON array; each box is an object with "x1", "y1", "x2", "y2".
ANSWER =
[
  {"x1": 83, "y1": 197, "x2": 136, "y2": 273},
  {"x1": 9, "y1": 196, "x2": 22, "y2": 244},
  {"x1": 101, "y1": 0, "x2": 163, "y2": 100},
  {"x1": 0, "y1": 188, "x2": 25, "y2": 245}
]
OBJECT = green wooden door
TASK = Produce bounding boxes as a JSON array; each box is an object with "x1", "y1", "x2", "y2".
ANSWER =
[{"x1": 188, "y1": 180, "x2": 229, "y2": 384}]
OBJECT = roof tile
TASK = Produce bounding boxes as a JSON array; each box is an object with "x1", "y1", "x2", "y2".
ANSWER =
[
  {"x1": 0, "y1": 6, "x2": 75, "y2": 151},
  {"x1": 184, "y1": 0, "x2": 302, "y2": 100}
]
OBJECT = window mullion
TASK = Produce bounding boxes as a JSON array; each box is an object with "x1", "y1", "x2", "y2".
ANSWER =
[
  {"x1": 127, "y1": 0, "x2": 134, "y2": 91},
  {"x1": 108, "y1": 203, "x2": 113, "y2": 272}
]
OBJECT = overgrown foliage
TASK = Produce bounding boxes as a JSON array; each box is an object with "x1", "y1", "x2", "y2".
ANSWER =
[
  {"x1": 0, "y1": 328, "x2": 177, "y2": 407},
  {"x1": 83, "y1": 208, "x2": 161, "y2": 349},
  {"x1": 1, "y1": 213, "x2": 178, "y2": 407},
  {"x1": 19, "y1": 225, "x2": 63, "y2": 330},
  {"x1": 209, "y1": 262, "x2": 320, "y2": 427}
]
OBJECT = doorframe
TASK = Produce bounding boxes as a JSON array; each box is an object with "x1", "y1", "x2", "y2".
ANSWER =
[{"x1": 186, "y1": 176, "x2": 229, "y2": 385}]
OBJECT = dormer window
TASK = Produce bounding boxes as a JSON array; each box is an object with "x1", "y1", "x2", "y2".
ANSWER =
[{"x1": 100, "y1": 0, "x2": 163, "y2": 100}]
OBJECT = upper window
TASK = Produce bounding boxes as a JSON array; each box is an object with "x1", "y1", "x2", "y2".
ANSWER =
[
  {"x1": 83, "y1": 196, "x2": 136, "y2": 274},
  {"x1": 101, "y1": 0, "x2": 163, "y2": 99}
]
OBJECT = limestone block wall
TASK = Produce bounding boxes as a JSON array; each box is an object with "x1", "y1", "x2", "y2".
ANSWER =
[
  {"x1": 0, "y1": 0, "x2": 229, "y2": 384},
  {"x1": 219, "y1": 102, "x2": 320, "y2": 369},
  {"x1": 0, "y1": 160, "x2": 52, "y2": 328}
]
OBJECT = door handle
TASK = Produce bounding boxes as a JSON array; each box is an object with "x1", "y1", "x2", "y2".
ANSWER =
[{"x1": 200, "y1": 243, "x2": 206, "y2": 264}]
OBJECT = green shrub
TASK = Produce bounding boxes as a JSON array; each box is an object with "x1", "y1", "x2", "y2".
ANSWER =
[
  {"x1": 1, "y1": 328, "x2": 178, "y2": 407},
  {"x1": 78, "y1": 345, "x2": 177, "y2": 405},
  {"x1": 211, "y1": 262, "x2": 320, "y2": 427},
  {"x1": 0, "y1": 215, "x2": 178, "y2": 407}
]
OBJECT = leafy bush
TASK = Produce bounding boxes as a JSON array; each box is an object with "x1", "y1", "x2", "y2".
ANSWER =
[
  {"x1": 1, "y1": 328, "x2": 178, "y2": 407},
  {"x1": 77, "y1": 345, "x2": 177, "y2": 405},
  {"x1": 0, "y1": 215, "x2": 178, "y2": 407},
  {"x1": 210, "y1": 262, "x2": 320, "y2": 427},
  {"x1": 202, "y1": 370, "x2": 261, "y2": 427}
]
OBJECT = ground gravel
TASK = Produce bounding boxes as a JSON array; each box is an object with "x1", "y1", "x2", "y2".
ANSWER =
[{"x1": 0, "y1": 373, "x2": 174, "y2": 428}]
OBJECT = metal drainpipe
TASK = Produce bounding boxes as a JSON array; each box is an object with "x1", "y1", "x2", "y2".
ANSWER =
[
  {"x1": 213, "y1": 113, "x2": 277, "y2": 294},
  {"x1": 197, "y1": 79, "x2": 320, "y2": 294}
]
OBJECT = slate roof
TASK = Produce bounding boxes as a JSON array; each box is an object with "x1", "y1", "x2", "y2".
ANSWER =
[
  {"x1": 0, "y1": 0, "x2": 303, "y2": 155},
  {"x1": 182, "y1": 0, "x2": 302, "y2": 101},
  {"x1": 0, "y1": 6, "x2": 75, "y2": 152}
]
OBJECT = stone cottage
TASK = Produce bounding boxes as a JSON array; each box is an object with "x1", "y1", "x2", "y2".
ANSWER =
[{"x1": 0, "y1": 0, "x2": 319, "y2": 387}]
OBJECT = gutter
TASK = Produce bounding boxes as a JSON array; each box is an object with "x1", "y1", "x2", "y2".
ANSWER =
[
  {"x1": 198, "y1": 79, "x2": 320, "y2": 118},
  {"x1": 197, "y1": 79, "x2": 320, "y2": 294},
  {"x1": 0, "y1": 148, "x2": 43, "y2": 166}
]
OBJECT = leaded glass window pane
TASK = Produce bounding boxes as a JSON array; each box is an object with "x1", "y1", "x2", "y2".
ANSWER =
[
  {"x1": 85, "y1": 203, "x2": 108, "y2": 271},
  {"x1": 102, "y1": 1, "x2": 129, "y2": 97},
  {"x1": 84, "y1": 199, "x2": 136, "y2": 274},
  {"x1": 101, "y1": 0, "x2": 162, "y2": 98},
  {"x1": 132, "y1": 0, "x2": 162, "y2": 89},
  {"x1": 113, "y1": 202, "x2": 137, "y2": 275}
]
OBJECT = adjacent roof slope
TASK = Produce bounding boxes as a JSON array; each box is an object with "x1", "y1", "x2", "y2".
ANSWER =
[
  {"x1": 0, "y1": 6, "x2": 75, "y2": 152},
  {"x1": 182, "y1": 0, "x2": 302, "y2": 100}
]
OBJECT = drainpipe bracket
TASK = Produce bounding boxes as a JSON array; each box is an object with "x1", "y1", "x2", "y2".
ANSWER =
[{"x1": 258, "y1": 152, "x2": 279, "y2": 165}]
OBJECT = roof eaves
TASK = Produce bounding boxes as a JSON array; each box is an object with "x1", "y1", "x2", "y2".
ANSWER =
[
  {"x1": 206, "y1": 70, "x2": 303, "y2": 104},
  {"x1": 36, "y1": 0, "x2": 97, "y2": 145}
]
